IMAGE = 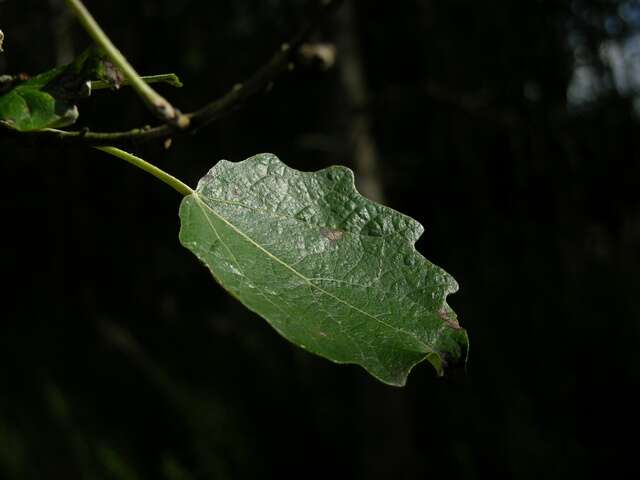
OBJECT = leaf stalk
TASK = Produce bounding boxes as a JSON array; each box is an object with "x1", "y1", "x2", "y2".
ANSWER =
[{"x1": 95, "y1": 146, "x2": 193, "y2": 196}]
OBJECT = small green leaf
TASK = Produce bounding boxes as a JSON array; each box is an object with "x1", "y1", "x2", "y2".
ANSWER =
[
  {"x1": 44, "y1": 47, "x2": 111, "y2": 99},
  {"x1": 0, "y1": 47, "x2": 113, "y2": 131},
  {"x1": 0, "y1": 68, "x2": 79, "y2": 131},
  {"x1": 179, "y1": 153, "x2": 468, "y2": 386}
]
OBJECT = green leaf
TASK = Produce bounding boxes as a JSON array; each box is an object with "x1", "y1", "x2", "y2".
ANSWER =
[
  {"x1": 0, "y1": 67, "x2": 79, "y2": 131},
  {"x1": 0, "y1": 47, "x2": 112, "y2": 131},
  {"x1": 44, "y1": 47, "x2": 112, "y2": 98},
  {"x1": 179, "y1": 153, "x2": 468, "y2": 386}
]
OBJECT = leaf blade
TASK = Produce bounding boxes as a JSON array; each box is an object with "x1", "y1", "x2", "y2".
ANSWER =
[
  {"x1": 0, "y1": 66, "x2": 79, "y2": 131},
  {"x1": 0, "y1": 47, "x2": 116, "y2": 131},
  {"x1": 179, "y1": 153, "x2": 467, "y2": 386}
]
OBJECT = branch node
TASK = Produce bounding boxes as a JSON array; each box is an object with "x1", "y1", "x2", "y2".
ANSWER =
[
  {"x1": 65, "y1": 0, "x2": 185, "y2": 130},
  {"x1": 299, "y1": 43, "x2": 337, "y2": 71}
]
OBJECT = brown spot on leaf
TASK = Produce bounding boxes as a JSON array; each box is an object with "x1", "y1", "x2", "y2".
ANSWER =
[
  {"x1": 438, "y1": 308, "x2": 462, "y2": 330},
  {"x1": 320, "y1": 227, "x2": 344, "y2": 241}
]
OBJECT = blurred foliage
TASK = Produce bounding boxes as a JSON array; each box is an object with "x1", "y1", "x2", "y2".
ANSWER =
[{"x1": 1, "y1": 0, "x2": 639, "y2": 478}]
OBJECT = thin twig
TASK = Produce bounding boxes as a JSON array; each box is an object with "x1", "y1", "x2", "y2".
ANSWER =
[
  {"x1": 64, "y1": 0, "x2": 189, "y2": 127},
  {"x1": 2, "y1": 0, "x2": 343, "y2": 147}
]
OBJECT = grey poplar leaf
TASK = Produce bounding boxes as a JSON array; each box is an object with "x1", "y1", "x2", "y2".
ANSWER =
[{"x1": 179, "y1": 153, "x2": 468, "y2": 386}]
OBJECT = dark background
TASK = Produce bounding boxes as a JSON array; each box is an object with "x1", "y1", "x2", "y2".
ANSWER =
[{"x1": 1, "y1": 0, "x2": 639, "y2": 478}]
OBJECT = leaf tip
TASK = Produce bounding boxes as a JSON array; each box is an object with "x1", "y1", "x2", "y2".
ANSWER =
[{"x1": 168, "y1": 74, "x2": 183, "y2": 88}]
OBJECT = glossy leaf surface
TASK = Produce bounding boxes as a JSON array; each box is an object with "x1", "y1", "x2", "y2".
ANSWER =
[
  {"x1": 179, "y1": 153, "x2": 467, "y2": 386},
  {"x1": 0, "y1": 47, "x2": 118, "y2": 131},
  {"x1": 0, "y1": 67, "x2": 78, "y2": 131}
]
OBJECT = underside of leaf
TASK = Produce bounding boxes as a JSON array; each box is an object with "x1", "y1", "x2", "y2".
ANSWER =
[{"x1": 179, "y1": 153, "x2": 468, "y2": 386}]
